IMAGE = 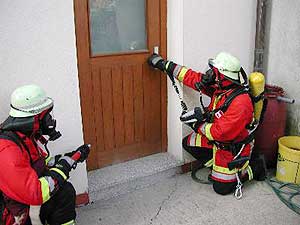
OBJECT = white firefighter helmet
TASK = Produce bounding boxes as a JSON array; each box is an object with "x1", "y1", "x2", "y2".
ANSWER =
[
  {"x1": 209, "y1": 52, "x2": 241, "y2": 82},
  {"x1": 9, "y1": 84, "x2": 53, "y2": 117}
]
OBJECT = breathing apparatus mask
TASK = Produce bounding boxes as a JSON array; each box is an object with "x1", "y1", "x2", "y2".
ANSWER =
[{"x1": 38, "y1": 107, "x2": 62, "y2": 141}]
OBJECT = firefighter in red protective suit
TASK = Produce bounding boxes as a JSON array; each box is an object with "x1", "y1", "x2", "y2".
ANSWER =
[
  {"x1": 148, "y1": 52, "x2": 266, "y2": 196},
  {"x1": 0, "y1": 84, "x2": 90, "y2": 225}
]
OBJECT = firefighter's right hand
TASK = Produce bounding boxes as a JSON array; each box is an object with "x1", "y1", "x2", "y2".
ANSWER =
[
  {"x1": 49, "y1": 156, "x2": 75, "y2": 186},
  {"x1": 147, "y1": 54, "x2": 166, "y2": 72},
  {"x1": 180, "y1": 107, "x2": 205, "y2": 124},
  {"x1": 180, "y1": 107, "x2": 206, "y2": 132}
]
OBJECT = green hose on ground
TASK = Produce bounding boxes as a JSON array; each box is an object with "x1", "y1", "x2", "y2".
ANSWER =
[
  {"x1": 191, "y1": 166, "x2": 300, "y2": 216},
  {"x1": 265, "y1": 177, "x2": 300, "y2": 215},
  {"x1": 191, "y1": 162, "x2": 212, "y2": 185}
]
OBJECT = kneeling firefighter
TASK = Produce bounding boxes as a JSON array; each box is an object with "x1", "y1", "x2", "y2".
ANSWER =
[
  {"x1": 0, "y1": 84, "x2": 90, "y2": 225},
  {"x1": 148, "y1": 52, "x2": 266, "y2": 196}
]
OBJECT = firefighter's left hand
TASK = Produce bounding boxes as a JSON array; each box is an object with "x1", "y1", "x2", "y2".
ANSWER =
[
  {"x1": 74, "y1": 144, "x2": 90, "y2": 162},
  {"x1": 64, "y1": 144, "x2": 91, "y2": 163}
]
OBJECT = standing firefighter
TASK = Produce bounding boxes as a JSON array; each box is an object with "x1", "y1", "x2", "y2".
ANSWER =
[
  {"x1": 148, "y1": 52, "x2": 266, "y2": 196},
  {"x1": 0, "y1": 84, "x2": 90, "y2": 225}
]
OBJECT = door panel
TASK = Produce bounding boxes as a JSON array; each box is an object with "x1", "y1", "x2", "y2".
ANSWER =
[{"x1": 74, "y1": 0, "x2": 167, "y2": 170}]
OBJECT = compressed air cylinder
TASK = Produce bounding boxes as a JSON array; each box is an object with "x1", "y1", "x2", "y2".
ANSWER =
[{"x1": 249, "y1": 72, "x2": 265, "y2": 122}]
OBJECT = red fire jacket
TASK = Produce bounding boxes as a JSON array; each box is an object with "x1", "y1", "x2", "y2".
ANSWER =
[{"x1": 0, "y1": 132, "x2": 48, "y2": 224}]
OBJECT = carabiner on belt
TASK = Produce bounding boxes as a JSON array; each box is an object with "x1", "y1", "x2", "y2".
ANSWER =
[{"x1": 234, "y1": 172, "x2": 243, "y2": 200}]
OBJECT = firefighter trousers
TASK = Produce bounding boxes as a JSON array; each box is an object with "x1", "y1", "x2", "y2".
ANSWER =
[
  {"x1": 182, "y1": 136, "x2": 237, "y2": 195},
  {"x1": 39, "y1": 182, "x2": 76, "y2": 225}
]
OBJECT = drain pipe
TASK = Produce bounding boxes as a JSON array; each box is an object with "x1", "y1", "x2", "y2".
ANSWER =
[{"x1": 254, "y1": 0, "x2": 268, "y2": 73}]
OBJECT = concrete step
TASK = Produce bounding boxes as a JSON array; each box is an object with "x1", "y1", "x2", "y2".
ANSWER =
[{"x1": 88, "y1": 153, "x2": 182, "y2": 202}]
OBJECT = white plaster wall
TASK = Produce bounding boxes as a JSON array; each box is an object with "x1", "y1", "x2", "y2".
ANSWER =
[
  {"x1": 0, "y1": 0, "x2": 88, "y2": 194},
  {"x1": 168, "y1": 0, "x2": 257, "y2": 162},
  {"x1": 266, "y1": 0, "x2": 300, "y2": 135},
  {"x1": 167, "y1": 0, "x2": 184, "y2": 161}
]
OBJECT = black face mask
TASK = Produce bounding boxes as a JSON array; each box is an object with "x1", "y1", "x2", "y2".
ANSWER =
[
  {"x1": 40, "y1": 112, "x2": 61, "y2": 141},
  {"x1": 201, "y1": 68, "x2": 216, "y2": 86}
]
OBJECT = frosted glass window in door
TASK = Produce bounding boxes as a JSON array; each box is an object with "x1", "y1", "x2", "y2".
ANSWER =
[{"x1": 89, "y1": 0, "x2": 147, "y2": 55}]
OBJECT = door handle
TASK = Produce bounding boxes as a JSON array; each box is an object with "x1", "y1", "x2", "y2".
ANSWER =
[{"x1": 153, "y1": 46, "x2": 159, "y2": 54}]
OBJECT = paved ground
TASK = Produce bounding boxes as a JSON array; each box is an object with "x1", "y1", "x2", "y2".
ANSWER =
[{"x1": 76, "y1": 172, "x2": 299, "y2": 225}]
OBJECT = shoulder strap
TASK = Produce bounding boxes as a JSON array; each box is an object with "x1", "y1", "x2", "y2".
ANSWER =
[
  {"x1": 0, "y1": 130, "x2": 23, "y2": 149},
  {"x1": 0, "y1": 130, "x2": 33, "y2": 165},
  {"x1": 219, "y1": 87, "x2": 250, "y2": 113},
  {"x1": 205, "y1": 87, "x2": 249, "y2": 123}
]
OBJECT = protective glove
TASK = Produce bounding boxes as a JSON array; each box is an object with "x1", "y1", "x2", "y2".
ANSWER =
[
  {"x1": 49, "y1": 156, "x2": 75, "y2": 186},
  {"x1": 180, "y1": 107, "x2": 205, "y2": 132},
  {"x1": 147, "y1": 54, "x2": 166, "y2": 72}
]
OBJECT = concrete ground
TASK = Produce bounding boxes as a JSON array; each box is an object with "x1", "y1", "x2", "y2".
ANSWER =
[{"x1": 76, "y1": 172, "x2": 300, "y2": 225}]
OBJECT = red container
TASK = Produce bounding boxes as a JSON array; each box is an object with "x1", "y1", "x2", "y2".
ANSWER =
[{"x1": 253, "y1": 85, "x2": 287, "y2": 168}]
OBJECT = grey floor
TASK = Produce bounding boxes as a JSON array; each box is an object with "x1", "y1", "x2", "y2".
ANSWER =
[{"x1": 76, "y1": 172, "x2": 300, "y2": 225}]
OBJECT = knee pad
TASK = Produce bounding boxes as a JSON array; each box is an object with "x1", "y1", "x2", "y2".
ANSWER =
[{"x1": 213, "y1": 181, "x2": 236, "y2": 195}]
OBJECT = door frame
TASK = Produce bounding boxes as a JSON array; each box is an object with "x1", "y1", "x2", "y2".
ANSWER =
[{"x1": 73, "y1": 0, "x2": 167, "y2": 169}]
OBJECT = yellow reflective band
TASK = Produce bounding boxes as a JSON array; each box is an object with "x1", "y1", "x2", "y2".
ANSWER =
[
  {"x1": 241, "y1": 161, "x2": 249, "y2": 170},
  {"x1": 247, "y1": 166, "x2": 253, "y2": 180},
  {"x1": 213, "y1": 164, "x2": 238, "y2": 175},
  {"x1": 204, "y1": 159, "x2": 213, "y2": 167},
  {"x1": 213, "y1": 145, "x2": 217, "y2": 166},
  {"x1": 50, "y1": 168, "x2": 67, "y2": 180},
  {"x1": 195, "y1": 134, "x2": 201, "y2": 147},
  {"x1": 39, "y1": 177, "x2": 50, "y2": 203},
  {"x1": 205, "y1": 123, "x2": 214, "y2": 141},
  {"x1": 45, "y1": 156, "x2": 51, "y2": 164},
  {"x1": 177, "y1": 67, "x2": 188, "y2": 81},
  {"x1": 62, "y1": 220, "x2": 75, "y2": 225},
  {"x1": 213, "y1": 95, "x2": 221, "y2": 110},
  {"x1": 213, "y1": 159, "x2": 250, "y2": 175}
]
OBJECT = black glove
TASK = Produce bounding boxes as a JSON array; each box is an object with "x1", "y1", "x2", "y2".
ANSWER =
[
  {"x1": 147, "y1": 54, "x2": 166, "y2": 72},
  {"x1": 201, "y1": 69, "x2": 216, "y2": 86},
  {"x1": 49, "y1": 156, "x2": 75, "y2": 186},
  {"x1": 180, "y1": 107, "x2": 205, "y2": 132}
]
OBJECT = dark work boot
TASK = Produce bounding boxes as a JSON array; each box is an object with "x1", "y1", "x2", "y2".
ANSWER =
[{"x1": 250, "y1": 154, "x2": 267, "y2": 181}]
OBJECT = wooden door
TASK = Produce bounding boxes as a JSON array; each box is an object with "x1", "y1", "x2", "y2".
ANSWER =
[{"x1": 74, "y1": 0, "x2": 167, "y2": 170}]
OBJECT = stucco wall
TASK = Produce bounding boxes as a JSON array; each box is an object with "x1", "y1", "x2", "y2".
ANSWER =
[
  {"x1": 168, "y1": 0, "x2": 257, "y2": 162},
  {"x1": 265, "y1": 0, "x2": 300, "y2": 135},
  {"x1": 0, "y1": 0, "x2": 88, "y2": 194}
]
